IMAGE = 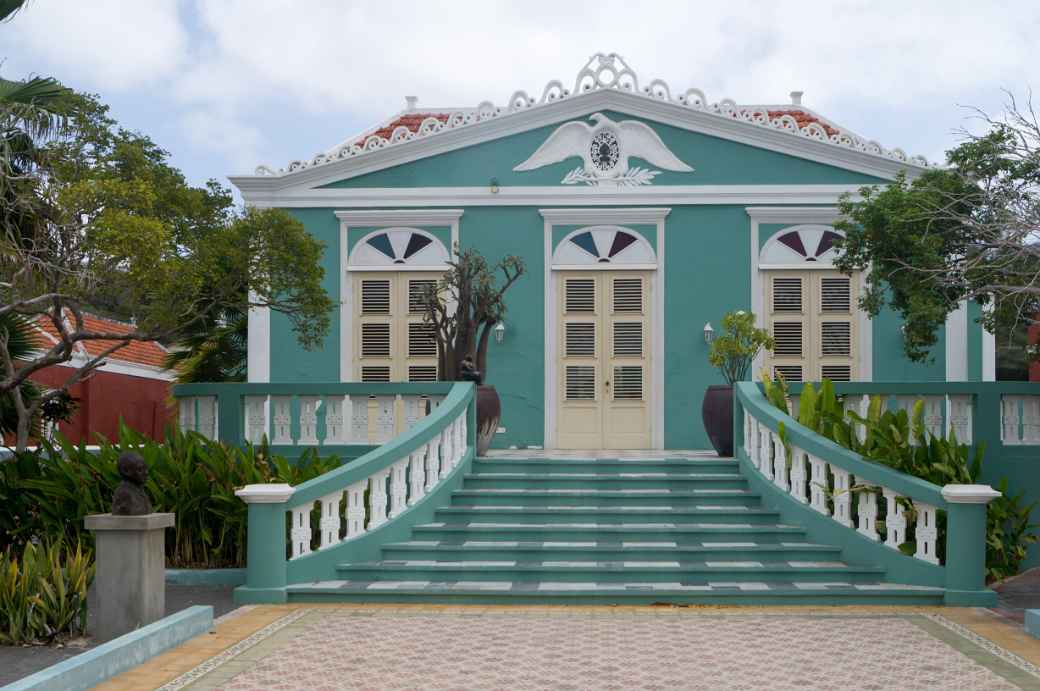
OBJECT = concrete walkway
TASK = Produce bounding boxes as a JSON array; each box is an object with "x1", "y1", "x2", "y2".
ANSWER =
[{"x1": 93, "y1": 604, "x2": 1040, "y2": 690}]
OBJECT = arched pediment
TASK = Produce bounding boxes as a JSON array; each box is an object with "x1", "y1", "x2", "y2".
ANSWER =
[
  {"x1": 552, "y1": 225, "x2": 656, "y2": 268},
  {"x1": 348, "y1": 228, "x2": 450, "y2": 269},
  {"x1": 760, "y1": 224, "x2": 844, "y2": 268}
]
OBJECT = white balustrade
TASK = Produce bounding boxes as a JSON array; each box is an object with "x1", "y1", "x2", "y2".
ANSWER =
[
  {"x1": 772, "y1": 431, "x2": 788, "y2": 492},
  {"x1": 831, "y1": 468, "x2": 853, "y2": 528},
  {"x1": 319, "y1": 492, "x2": 342, "y2": 549},
  {"x1": 178, "y1": 396, "x2": 218, "y2": 437},
  {"x1": 290, "y1": 504, "x2": 312, "y2": 559},
  {"x1": 425, "y1": 441, "x2": 441, "y2": 491},
  {"x1": 883, "y1": 489, "x2": 906, "y2": 549},
  {"x1": 843, "y1": 394, "x2": 869, "y2": 443},
  {"x1": 368, "y1": 468, "x2": 390, "y2": 529},
  {"x1": 325, "y1": 396, "x2": 348, "y2": 444},
  {"x1": 389, "y1": 459, "x2": 408, "y2": 518},
  {"x1": 245, "y1": 396, "x2": 267, "y2": 444},
  {"x1": 808, "y1": 455, "x2": 829, "y2": 515},
  {"x1": 913, "y1": 503, "x2": 939, "y2": 565},
  {"x1": 345, "y1": 481, "x2": 366, "y2": 538},
  {"x1": 856, "y1": 489, "x2": 879, "y2": 541},
  {"x1": 408, "y1": 448, "x2": 426, "y2": 506},
  {"x1": 272, "y1": 396, "x2": 293, "y2": 444},
  {"x1": 298, "y1": 396, "x2": 320, "y2": 445},
  {"x1": 1003, "y1": 395, "x2": 1040, "y2": 445},
  {"x1": 759, "y1": 426, "x2": 773, "y2": 481},
  {"x1": 789, "y1": 447, "x2": 808, "y2": 504},
  {"x1": 946, "y1": 395, "x2": 973, "y2": 444},
  {"x1": 439, "y1": 427, "x2": 453, "y2": 480}
]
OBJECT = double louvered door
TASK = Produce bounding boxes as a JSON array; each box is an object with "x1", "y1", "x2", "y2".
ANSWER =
[
  {"x1": 557, "y1": 271, "x2": 651, "y2": 449},
  {"x1": 354, "y1": 272, "x2": 441, "y2": 382},
  {"x1": 765, "y1": 270, "x2": 857, "y2": 383}
]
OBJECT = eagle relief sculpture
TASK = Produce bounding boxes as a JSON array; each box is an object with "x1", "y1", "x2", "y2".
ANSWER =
[{"x1": 513, "y1": 112, "x2": 693, "y2": 186}]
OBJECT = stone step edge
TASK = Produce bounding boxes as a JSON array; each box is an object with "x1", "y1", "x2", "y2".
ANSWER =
[
  {"x1": 465, "y1": 473, "x2": 745, "y2": 480},
  {"x1": 415, "y1": 523, "x2": 803, "y2": 531},
  {"x1": 382, "y1": 542, "x2": 841, "y2": 553},
  {"x1": 438, "y1": 507, "x2": 780, "y2": 515},
  {"x1": 286, "y1": 584, "x2": 943, "y2": 598},
  {"x1": 336, "y1": 563, "x2": 882, "y2": 575}
]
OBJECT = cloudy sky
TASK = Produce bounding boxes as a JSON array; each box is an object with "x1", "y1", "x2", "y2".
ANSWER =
[{"x1": 3, "y1": 1, "x2": 1038, "y2": 191}]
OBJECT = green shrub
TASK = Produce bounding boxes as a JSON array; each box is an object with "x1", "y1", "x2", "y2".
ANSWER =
[
  {"x1": 0, "y1": 541, "x2": 93, "y2": 645},
  {"x1": 763, "y1": 374, "x2": 1038, "y2": 581},
  {"x1": 0, "y1": 425, "x2": 340, "y2": 568}
]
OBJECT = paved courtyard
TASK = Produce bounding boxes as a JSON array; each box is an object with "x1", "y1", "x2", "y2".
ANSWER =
[{"x1": 93, "y1": 605, "x2": 1040, "y2": 690}]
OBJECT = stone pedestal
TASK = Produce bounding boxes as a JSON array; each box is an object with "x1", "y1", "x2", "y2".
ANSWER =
[{"x1": 85, "y1": 512, "x2": 175, "y2": 642}]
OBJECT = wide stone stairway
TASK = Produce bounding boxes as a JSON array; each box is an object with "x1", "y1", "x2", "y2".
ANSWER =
[{"x1": 286, "y1": 454, "x2": 944, "y2": 604}]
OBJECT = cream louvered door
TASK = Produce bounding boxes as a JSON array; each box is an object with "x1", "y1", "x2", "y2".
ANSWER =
[
  {"x1": 557, "y1": 271, "x2": 651, "y2": 449},
  {"x1": 354, "y1": 272, "x2": 441, "y2": 382},
  {"x1": 764, "y1": 270, "x2": 856, "y2": 382}
]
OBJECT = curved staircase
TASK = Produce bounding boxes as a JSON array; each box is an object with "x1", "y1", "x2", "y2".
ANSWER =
[{"x1": 285, "y1": 454, "x2": 945, "y2": 605}]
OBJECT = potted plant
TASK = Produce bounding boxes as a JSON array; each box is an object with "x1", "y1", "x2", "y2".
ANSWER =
[
  {"x1": 703, "y1": 310, "x2": 773, "y2": 456},
  {"x1": 418, "y1": 247, "x2": 525, "y2": 456}
]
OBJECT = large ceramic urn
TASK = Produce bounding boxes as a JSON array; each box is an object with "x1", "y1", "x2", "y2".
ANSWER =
[
  {"x1": 701, "y1": 384, "x2": 734, "y2": 457},
  {"x1": 475, "y1": 385, "x2": 501, "y2": 457}
]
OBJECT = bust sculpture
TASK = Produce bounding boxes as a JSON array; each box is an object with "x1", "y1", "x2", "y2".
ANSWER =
[
  {"x1": 111, "y1": 452, "x2": 153, "y2": 516},
  {"x1": 459, "y1": 355, "x2": 483, "y2": 385}
]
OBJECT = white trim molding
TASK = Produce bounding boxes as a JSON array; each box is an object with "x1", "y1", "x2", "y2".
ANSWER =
[
  {"x1": 541, "y1": 207, "x2": 668, "y2": 449},
  {"x1": 247, "y1": 291, "x2": 271, "y2": 383},
  {"x1": 338, "y1": 209, "x2": 464, "y2": 382},
  {"x1": 240, "y1": 184, "x2": 867, "y2": 209},
  {"x1": 945, "y1": 301, "x2": 968, "y2": 382}
]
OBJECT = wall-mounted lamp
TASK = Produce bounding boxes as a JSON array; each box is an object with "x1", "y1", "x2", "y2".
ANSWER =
[
  {"x1": 703, "y1": 322, "x2": 715, "y2": 344},
  {"x1": 494, "y1": 321, "x2": 506, "y2": 343},
  {"x1": 489, "y1": 177, "x2": 500, "y2": 194}
]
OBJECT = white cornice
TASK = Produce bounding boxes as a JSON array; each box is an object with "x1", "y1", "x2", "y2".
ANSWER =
[
  {"x1": 245, "y1": 185, "x2": 864, "y2": 209},
  {"x1": 539, "y1": 207, "x2": 671, "y2": 224},
  {"x1": 745, "y1": 206, "x2": 842, "y2": 223},
  {"x1": 232, "y1": 93, "x2": 923, "y2": 197},
  {"x1": 334, "y1": 209, "x2": 464, "y2": 225}
]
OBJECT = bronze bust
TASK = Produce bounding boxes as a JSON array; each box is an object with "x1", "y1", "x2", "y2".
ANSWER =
[{"x1": 111, "y1": 452, "x2": 153, "y2": 516}]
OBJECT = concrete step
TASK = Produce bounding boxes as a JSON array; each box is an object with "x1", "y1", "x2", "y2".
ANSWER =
[
  {"x1": 411, "y1": 522, "x2": 807, "y2": 543},
  {"x1": 449, "y1": 488, "x2": 762, "y2": 507},
  {"x1": 334, "y1": 560, "x2": 885, "y2": 584},
  {"x1": 380, "y1": 540, "x2": 846, "y2": 563},
  {"x1": 473, "y1": 458, "x2": 739, "y2": 474},
  {"x1": 434, "y1": 505, "x2": 782, "y2": 525},
  {"x1": 286, "y1": 580, "x2": 945, "y2": 606},
  {"x1": 461, "y1": 472, "x2": 748, "y2": 490}
]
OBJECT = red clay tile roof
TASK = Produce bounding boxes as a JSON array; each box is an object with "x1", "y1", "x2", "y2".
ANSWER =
[
  {"x1": 356, "y1": 113, "x2": 451, "y2": 146},
  {"x1": 767, "y1": 109, "x2": 840, "y2": 137},
  {"x1": 31, "y1": 311, "x2": 169, "y2": 369}
]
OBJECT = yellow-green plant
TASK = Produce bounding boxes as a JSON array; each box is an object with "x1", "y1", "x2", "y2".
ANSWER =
[
  {"x1": 0, "y1": 541, "x2": 93, "y2": 644},
  {"x1": 708, "y1": 311, "x2": 773, "y2": 384}
]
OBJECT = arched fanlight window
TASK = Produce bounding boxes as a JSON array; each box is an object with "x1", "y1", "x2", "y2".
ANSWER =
[
  {"x1": 552, "y1": 225, "x2": 656, "y2": 267},
  {"x1": 348, "y1": 228, "x2": 450, "y2": 269},
  {"x1": 760, "y1": 225, "x2": 844, "y2": 267}
]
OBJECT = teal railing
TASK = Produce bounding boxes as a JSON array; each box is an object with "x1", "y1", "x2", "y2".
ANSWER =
[
  {"x1": 173, "y1": 381, "x2": 476, "y2": 603},
  {"x1": 734, "y1": 381, "x2": 1008, "y2": 606}
]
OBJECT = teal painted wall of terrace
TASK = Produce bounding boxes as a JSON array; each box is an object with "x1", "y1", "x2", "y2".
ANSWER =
[
  {"x1": 872, "y1": 304, "x2": 946, "y2": 382},
  {"x1": 271, "y1": 209, "x2": 341, "y2": 383},
  {"x1": 319, "y1": 110, "x2": 889, "y2": 189}
]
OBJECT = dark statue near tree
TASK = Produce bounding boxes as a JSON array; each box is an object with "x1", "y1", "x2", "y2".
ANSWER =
[
  {"x1": 459, "y1": 355, "x2": 483, "y2": 385},
  {"x1": 111, "y1": 452, "x2": 153, "y2": 515}
]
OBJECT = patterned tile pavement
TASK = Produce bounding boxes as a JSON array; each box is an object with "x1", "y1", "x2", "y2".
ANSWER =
[{"x1": 104, "y1": 606, "x2": 1040, "y2": 690}]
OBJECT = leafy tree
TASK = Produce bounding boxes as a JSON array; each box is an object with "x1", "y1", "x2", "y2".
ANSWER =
[
  {"x1": 834, "y1": 94, "x2": 1040, "y2": 362},
  {"x1": 165, "y1": 307, "x2": 247, "y2": 383},
  {"x1": 0, "y1": 89, "x2": 334, "y2": 449},
  {"x1": 419, "y1": 247, "x2": 525, "y2": 381}
]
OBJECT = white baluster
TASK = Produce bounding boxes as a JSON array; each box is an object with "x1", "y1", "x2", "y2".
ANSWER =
[
  {"x1": 368, "y1": 469, "x2": 390, "y2": 529},
  {"x1": 425, "y1": 441, "x2": 440, "y2": 492},
  {"x1": 809, "y1": 456, "x2": 829, "y2": 516},
  {"x1": 408, "y1": 448, "x2": 427, "y2": 505},
  {"x1": 856, "y1": 489, "x2": 879, "y2": 541},
  {"x1": 199, "y1": 396, "x2": 218, "y2": 438},
  {"x1": 454, "y1": 417, "x2": 464, "y2": 462},
  {"x1": 883, "y1": 489, "x2": 906, "y2": 549},
  {"x1": 843, "y1": 394, "x2": 869, "y2": 443},
  {"x1": 374, "y1": 396, "x2": 395, "y2": 442},
  {"x1": 403, "y1": 396, "x2": 427, "y2": 430},
  {"x1": 440, "y1": 427, "x2": 453, "y2": 479},
  {"x1": 743, "y1": 411, "x2": 752, "y2": 457},
  {"x1": 350, "y1": 395, "x2": 368, "y2": 443},
  {"x1": 389, "y1": 458, "x2": 408, "y2": 518},
  {"x1": 922, "y1": 396, "x2": 943, "y2": 438},
  {"x1": 772, "y1": 431, "x2": 788, "y2": 492},
  {"x1": 1023, "y1": 397, "x2": 1040, "y2": 444},
  {"x1": 946, "y1": 395, "x2": 973, "y2": 444},
  {"x1": 324, "y1": 395, "x2": 347, "y2": 444},
  {"x1": 290, "y1": 504, "x2": 312, "y2": 559},
  {"x1": 245, "y1": 396, "x2": 268, "y2": 444},
  {"x1": 831, "y1": 467, "x2": 853, "y2": 528},
  {"x1": 319, "y1": 491, "x2": 342, "y2": 549},
  {"x1": 747, "y1": 417, "x2": 759, "y2": 467},
  {"x1": 459, "y1": 411, "x2": 468, "y2": 452},
  {"x1": 913, "y1": 502, "x2": 939, "y2": 564},
  {"x1": 759, "y1": 426, "x2": 773, "y2": 481},
  {"x1": 178, "y1": 398, "x2": 196, "y2": 432},
  {"x1": 345, "y1": 481, "x2": 367, "y2": 538},
  {"x1": 790, "y1": 447, "x2": 808, "y2": 503},
  {"x1": 298, "y1": 396, "x2": 320, "y2": 445},
  {"x1": 1002, "y1": 396, "x2": 1020, "y2": 444},
  {"x1": 272, "y1": 396, "x2": 293, "y2": 445}
]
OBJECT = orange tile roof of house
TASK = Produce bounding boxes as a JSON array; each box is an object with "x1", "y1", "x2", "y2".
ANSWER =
[{"x1": 31, "y1": 310, "x2": 169, "y2": 369}]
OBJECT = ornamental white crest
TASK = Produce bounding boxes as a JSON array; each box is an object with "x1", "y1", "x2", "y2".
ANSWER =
[{"x1": 513, "y1": 112, "x2": 694, "y2": 186}]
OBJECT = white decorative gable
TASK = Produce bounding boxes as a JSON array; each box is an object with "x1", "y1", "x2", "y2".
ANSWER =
[{"x1": 514, "y1": 113, "x2": 693, "y2": 186}]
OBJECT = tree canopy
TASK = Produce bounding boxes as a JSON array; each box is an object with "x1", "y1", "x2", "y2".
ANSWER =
[{"x1": 834, "y1": 95, "x2": 1040, "y2": 362}]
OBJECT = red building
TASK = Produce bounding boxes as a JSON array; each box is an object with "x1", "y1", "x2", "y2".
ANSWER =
[{"x1": 29, "y1": 312, "x2": 175, "y2": 443}]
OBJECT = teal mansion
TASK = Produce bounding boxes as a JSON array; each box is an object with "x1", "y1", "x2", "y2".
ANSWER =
[{"x1": 231, "y1": 53, "x2": 993, "y2": 452}]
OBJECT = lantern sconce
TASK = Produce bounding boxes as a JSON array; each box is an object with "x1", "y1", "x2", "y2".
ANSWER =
[
  {"x1": 494, "y1": 321, "x2": 506, "y2": 343},
  {"x1": 703, "y1": 322, "x2": 715, "y2": 344},
  {"x1": 489, "y1": 177, "x2": 500, "y2": 194}
]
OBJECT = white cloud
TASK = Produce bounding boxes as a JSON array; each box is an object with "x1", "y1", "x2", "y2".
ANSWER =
[{"x1": 1, "y1": 0, "x2": 187, "y2": 89}]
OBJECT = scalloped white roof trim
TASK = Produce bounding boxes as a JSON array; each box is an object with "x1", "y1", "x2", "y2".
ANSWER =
[{"x1": 255, "y1": 52, "x2": 928, "y2": 177}]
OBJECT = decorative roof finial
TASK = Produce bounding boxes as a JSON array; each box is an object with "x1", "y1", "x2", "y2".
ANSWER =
[
  {"x1": 405, "y1": 96, "x2": 418, "y2": 110},
  {"x1": 790, "y1": 91, "x2": 804, "y2": 106}
]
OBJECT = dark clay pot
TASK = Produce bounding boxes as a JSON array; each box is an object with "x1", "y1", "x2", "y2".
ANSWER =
[
  {"x1": 701, "y1": 384, "x2": 734, "y2": 457},
  {"x1": 475, "y1": 385, "x2": 501, "y2": 457}
]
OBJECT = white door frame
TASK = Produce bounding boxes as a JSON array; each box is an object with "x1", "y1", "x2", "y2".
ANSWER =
[
  {"x1": 541, "y1": 208, "x2": 670, "y2": 449},
  {"x1": 746, "y1": 206, "x2": 873, "y2": 382}
]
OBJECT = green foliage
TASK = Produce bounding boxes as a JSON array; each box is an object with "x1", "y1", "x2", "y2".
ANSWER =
[
  {"x1": 165, "y1": 307, "x2": 247, "y2": 383},
  {"x1": 707, "y1": 311, "x2": 773, "y2": 385},
  {"x1": 760, "y1": 375, "x2": 1038, "y2": 580},
  {"x1": 0, "y1": 425, "x2": 340, "y2": 567},
  {"x1": 0, "y1": 541, "x2": 93, "y2": 645}
]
